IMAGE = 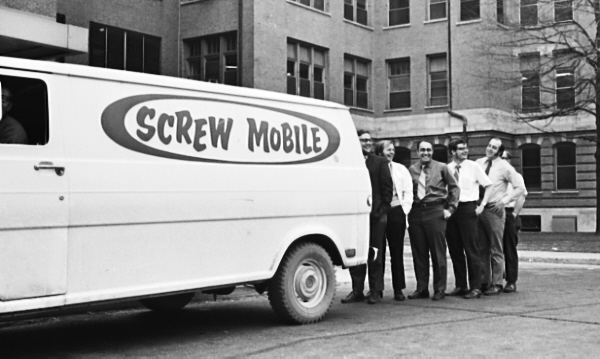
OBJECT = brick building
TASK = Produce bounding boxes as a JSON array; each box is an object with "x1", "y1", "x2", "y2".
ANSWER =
[{"x1": 0, "y1": 0, "x2": 596, "y2": 232}]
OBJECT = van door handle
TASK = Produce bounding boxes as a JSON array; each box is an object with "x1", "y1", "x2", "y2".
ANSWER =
[{"x1": 34, "y1": 162, "x2": 65, "y2": 176}]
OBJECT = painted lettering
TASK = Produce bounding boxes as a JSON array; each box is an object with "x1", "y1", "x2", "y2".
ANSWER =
[
  {"x1": 247, "y1": 118, "x2": 270, "y2": 153},
  {"x1": 176, "y1": 111, "x2": 193, "y2": 144},
  {"x1": 157, "y1": 113, "x2": 174, "y2": 145},
  {"x1": 270, "y1": 127, "x2": 281, "y2": 151},
  {"x1": 311, "y1": 127, "x2": 322, "y2": 153},
  {"x1": 282, "y1": 123, "x2": 294, "y2": 153},
  {"x1": 193, "y1": 118, "x2": 208, "y2": 152},
  {"x1": 301, "y1": 124, "x2": 312, "y2": 154},
  {"x1": 136, "y1": 106, "x2": 156, "y2": 141},
  {"x1": 294, "y1": 126, "x2": 301, "y2": 154},
  {"x1": 209, "y1": 117, "x2": 233, "y2": 150}
]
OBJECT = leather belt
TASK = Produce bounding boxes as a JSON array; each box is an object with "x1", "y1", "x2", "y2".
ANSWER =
[
  {"x1": 458, "y1": 201, "x2": 477, "y2": 205},
  {"x1": 505, "y1": 207, "x2": 514, "y2": 212},
  {"x1": 413, "y1": 199, "x2": 445, "y2": 208}
]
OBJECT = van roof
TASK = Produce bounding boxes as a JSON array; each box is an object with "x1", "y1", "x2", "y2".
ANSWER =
[{"x1": 0, "y1": 56, "x2": 348, "y2": 110}]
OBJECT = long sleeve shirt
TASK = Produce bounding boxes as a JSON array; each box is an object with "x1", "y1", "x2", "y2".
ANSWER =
[
  {"x1": 475, "y1": 157, "x2": 526, "y2": 205},
  {"x1": 390, "y1": 161, "x2": 413, "y2": 216}
]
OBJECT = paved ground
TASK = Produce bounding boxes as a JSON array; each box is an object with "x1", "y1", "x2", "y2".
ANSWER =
[{"x1": 2, "y1": 251, "x2": 599, "y2": 357}]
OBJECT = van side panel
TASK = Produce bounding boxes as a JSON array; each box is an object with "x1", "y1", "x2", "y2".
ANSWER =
[{"x1": 61, "y1": 77, "x2": 370, "y2": 303}]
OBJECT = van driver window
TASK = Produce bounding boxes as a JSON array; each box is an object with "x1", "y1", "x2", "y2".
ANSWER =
[{"x1": 0, "y1": 76, "x2": 49, "y2": 145}]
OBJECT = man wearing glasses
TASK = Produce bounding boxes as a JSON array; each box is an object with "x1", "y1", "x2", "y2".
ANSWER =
[
  {"x1": 342, "y1": 130, "x2": 393, "y2": 304},
  {"x1": 500, "y1": 151, "x2": 527, "y2": 293},
  {"x1": 445, "y1": 139, "x2": 492, "y2": 299}
]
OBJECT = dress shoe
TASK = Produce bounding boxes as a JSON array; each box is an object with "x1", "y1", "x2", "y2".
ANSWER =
[
  {"x1": 481, "y1": 283, "x2": 490, "y2": 293},
  {"x1": 394, "y1": 291, "x2": 406, "y2": 301},
  {"x1": 483, "y1": 285, "x2": 501, "y2": 296},
  {"x1": 463, "y1": 289, "x2": 482, "y2": 299},
  {"x1": 503, "y1": 283, "x2": 517, "y2": 293},
  {"x1": 366, "y1": 290, "x2": 383, "y2": 299},
  {"x1": 432, "y1": 291, "x2": 445, "y2": 301},
  {"x1": 341, "y1": 291, "x2": 365, "y2": 303},
  {"x1": 408, "y1": 289, "x2": 430, "y2": 299},
  {"x1": 367, "y1": 291, "x2": 381, "y2": 304},
  {"x1": 446, "y1": 287, "x2": 468, "y2": 296}
]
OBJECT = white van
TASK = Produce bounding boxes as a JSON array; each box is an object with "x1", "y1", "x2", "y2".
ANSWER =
[{"x1": 0, "y1": 57, "x2": 371, "y2": 324}]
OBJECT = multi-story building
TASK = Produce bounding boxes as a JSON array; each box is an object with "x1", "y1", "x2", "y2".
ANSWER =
[{"x1": 0, "y1": 0, "x2": 595, "y2": 232}]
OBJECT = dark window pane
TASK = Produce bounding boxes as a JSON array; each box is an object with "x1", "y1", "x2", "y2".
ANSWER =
[
  {"x1": 390, "y1": 9, "x2": 409, "y2": 26},
  {"x1": 432, "y1": 145, "x2": 448, "y2": 163},
  {"x1": 224, "y1": 70, "x2": 237, "y2": 86},
  {"x1": 357, "y1": 8, "x2": 368, "y2": 25},
  {"x1": 556, "y1": 144, "x2": 576, "y2": 165},
  {"x1": 357, "y1": 91, "x2": 368, "y2": 108},
  {"x1": 287, "y1": 76, "x2": 297, "y2": 95},
  {"x1": 557, "y1": 167, "x2": 576, "y2": 189},
  {"x1": 299, "y1": 63, "x2": 310, "y2": 79},
  {"x1": 144, "y1": 36, "x2": 161, "y2": 74},
  {"x1": 344, "y1": 3, "x2": 354, "y2": 21},
  {"x1": 430, "y1": 3, "x2": 446, "y2": 20},
  {"x1": 344, "y1": 88, "x2": 354, "y2": 106},
  {"x1": 107, "y1": 27, "x2": 125, "y2": 70},
  {"x1": 393, "y1": 146, "x2": 411, "y2": 168},
  {"x1": 390, "y1": 92, "x2": 410, "y2": 109},
  {"x1": 287, "y1": 60, "x2": 296, "y2": 76},
  {"x1": 126, "y1": 31, "x2": 143, "y2": 73},
  {"x1": 555, "y1": 1, "x2": 573, "y2": 22},
  {"x1": 314, "y1": 67, "x2": 324, "y2": 82},
  {"x1": 314, "y1": 0, "x2": 325, "y2": 11},
  {"x1": 520, "y1": 215, "x2": 541, "y2": 232},
  {"x1": 205, "y1": 57, "x2": 219, "y2": 82},
  {"x1": 557, "y1": 88, "x2": 575, "y2": 109},
  {"x1": 314, "y1": 82, "x2": 325, "y2": 100},
  {"x1": 300, "y1": 79, "x2": 311, "y2": 97},
  {"x1": 522, "y1": 146, "x2": 541, "y2": 166},
  {"x1": 344, "y1": 73, "x2": 353, "y2": 89},
  {"x1": 89, "y1": 23, "x2": 106, "y2": 67},
  {"x1": 497, "y1": 0, "x2": 504, "y2": 24},
  {"x1": 460, "y1": 0, "x2": 480, "y2": 21},
  {"x1": 299, "y1": 0, "x2": 310, "y2": 5},
  {"x1": 522, "y1": 88, "x2": 540, "y2": 111},
  {"x1": 521, "y1": 6, "x2": 538, "y2": 26},
  {"x1": 356, "y1": 76, "x2": 367, "y2": 92},
  {"x1": 556, "y1": 72, "x2": 574, "y2": 88},
  {"x1": 523, "y1": 167, "x2": 541, "y2": 191}
]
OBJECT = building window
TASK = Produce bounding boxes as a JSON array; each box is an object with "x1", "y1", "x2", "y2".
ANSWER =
[
  {"x1": 460, "y1": 0, "x2": 479, "y2": 21},
  {"x1": 555, "y1": 0, "x2": 573, "y2": 22},
  {"x1": 497, "y1": 0, "x2": 504, "y2": 24},
  {"x1": 555, "y1": 142, "x2": 576, "y2": 190},
  {"x1": 289, "y1": 0, "x2": 325, "y2": 11},
  {"x1": 344, "y1": 0, "x2": 368, "y2": 26},
  {"x1": 427, "y1": 54, "x2": 448, "y2": 106},
  {"x1": 520, "y1": 215, "x2": 541, "y2": 232},
  {"x1": 521, "y1": 0, "x2": 538, "y2": 26},
  {"x1": 185, "y1": 32, "x2": 238, "y2": 86},
  {"x1": 89, "y1": 22, "x2": 161, "y2": 74},
  {"x1": 388, "y1": 58, "x2": 410, "y2": 109},
  {"x1": 429, "y1": 0, "x2": 447, "y2": 20},
  {"x1": 393, "y1": 146, "x2": 411, "y2": 168},
  {"x1": 344, "y1": 56, "x2": 370, "y2": 109},
  {"x1": 432, "y1": 144, "x2": 448, "y2": 163},
  {"x1": 287, "y1": 42, "x2": 326, "y2": 100},
  {"x1": 520, "y1": 53, "x2": 540, "y2": 113},
  {"x1": 521, "y1": 144, "x2": 541, "y2": 191},
  {"x1": 556, "y1": 67, "x2": 575, "y2": 110},
  {"x1": 389, "y1": 0, "x2": 409, "y2": 26}
]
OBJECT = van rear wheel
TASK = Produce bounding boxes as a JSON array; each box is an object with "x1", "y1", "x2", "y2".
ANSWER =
[
  {"x1": 268, "y1": 243, "x2": 335, "y2": 324},
  {"x1": 140, "y1": 292, "x2": 194, "y2": 312}
]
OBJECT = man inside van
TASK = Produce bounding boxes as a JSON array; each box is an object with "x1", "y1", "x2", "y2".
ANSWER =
[
  {"x1": 342, "y1": 130, "x2": 393, "y2": 305},
  {"x1": 0, "y1": 87, "x2": 28, "y2": 144}
]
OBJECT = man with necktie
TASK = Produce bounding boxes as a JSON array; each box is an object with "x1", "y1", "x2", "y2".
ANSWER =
[
  {"x1": 342, "y1": 130, "x2": 393, "y2": 304},
  {"x1": 407, "y1": 141, "x2": 460, "y2": 301},
  {"x1": 476, "y1": 138, "x2": 525, "y2": 296},
  {"x1": 445, "y1": 139, "x2": 492, "y2": 299}
]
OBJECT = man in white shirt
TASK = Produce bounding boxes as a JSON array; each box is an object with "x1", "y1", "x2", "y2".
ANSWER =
[
  {"x1": 476, "y1": 138, "x2": 526, "y2": 295},
  {"x1": 500, "y1": 151, "x2": 527, "y2": 293},
  {"x1": 446, "y1": 139, "x2": 492, "y2": 299}
]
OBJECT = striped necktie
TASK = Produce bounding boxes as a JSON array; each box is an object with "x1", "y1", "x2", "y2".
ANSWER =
[
  {"x1": 418, "y1": 165, "x2": 427, "y2": 200},
  {"x1": 454, "y1": 165, "x2": 460, "y2": 182}
]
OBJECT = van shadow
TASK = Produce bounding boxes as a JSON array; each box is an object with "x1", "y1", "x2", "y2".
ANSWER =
[{"x1": 3, "y1": 298, "x2": 280, "y2": 357}]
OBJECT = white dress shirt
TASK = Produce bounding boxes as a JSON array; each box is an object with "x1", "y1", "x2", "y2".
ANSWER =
[
  {"x1": 389, "y1": 161, "x2": 413, "y2": 216},
  {"x1": 475, "y1": 156, "x2": 526, "y2": 205},
  {"x1": 447, "y1": 159, "x2": 492, "y2": 202}
]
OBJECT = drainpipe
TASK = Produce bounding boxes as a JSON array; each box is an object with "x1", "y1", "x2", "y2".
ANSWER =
[
  {"x1": 448, "y1": 110, "x2": 468, "y2": 144},
  {"x1": 238, "y1": 0, "x2": 243, "y2": 86}
]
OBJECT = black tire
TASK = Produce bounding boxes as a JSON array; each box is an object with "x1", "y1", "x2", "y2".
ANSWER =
[
  {"x1": 268, "y1": 242, "x2": 335, "y2": 325},
  {"x1": 139, "y1": 292, "x2": 194, "y2": 312}
]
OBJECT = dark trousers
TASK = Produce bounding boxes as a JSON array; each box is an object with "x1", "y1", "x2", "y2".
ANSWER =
[
  {"x1": 503, "y1": 209, "x2": 519, "y2": 284},
  {"x1": 382, "y1": 205, "x2": 407, "y2": 293},
  {"x1": 445, "y1": 201, "x2": 482, "y2": 290},
  {"x1": 408, "y1": 205, "x2": 447, "y2": 292},
  {"x1": 349, "y1": 213, "x2": 387, "y2": 293}
]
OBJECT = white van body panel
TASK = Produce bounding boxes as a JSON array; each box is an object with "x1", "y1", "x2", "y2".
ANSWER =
[{"x1": 0, "y1": 57, "x2": 371, "y2": 315}]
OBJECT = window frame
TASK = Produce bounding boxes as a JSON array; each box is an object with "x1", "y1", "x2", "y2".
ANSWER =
[
  {"x1": 287, "y1": 41, "x2": 327, "y2": 100},
  {"x1": 289, "y1": 0, "x2": 326, "y2": 12},
  {"x1": 520, "y1": 144, "x2": 541, "y2": 192},
  {"x1": 344, "y1": 0, "x2": 368, "y2": 26},
  {"x1": 554, "y1": 0, "x2": 573, "y2": 23},
  {"x1": 556, "y1": 66, "x2": 575, "y2": 110},
  {"x1": 429, "y1": 0, "x2": 447, "y2": 21},
  {"x1": 185, "y1": 32, "x2": 238, "y2": 86},
  {"x1": 388, "y1": 57, "x2": 411, "y2": 109},
  {"x1": 344, "y1": 56, "x2": 371, "y2": 109},
  {"x1": 520, "y1": 0, "x2": 538, "y2": 27},
  {"x1": 460, "y1": 0, "x2": 480, "y2": 22},
  {"x1": 497, "y1": 0, "x2": 504, "y2": 24},
  {"x1": 389, "y1": 0, "x2": 409, "y2": 26},
  {"x1": 520, "y1": 53, "x2": 541, "y2": 113},
  {"x1": 89, "y1": 22, "x2": 161, "y2": 75},
  {"x1": 554, "y1": 142, "x2": 577, "y2": 191},
  {"x1": 427, "y1": 54, "x2": 448, "y2": 107}
]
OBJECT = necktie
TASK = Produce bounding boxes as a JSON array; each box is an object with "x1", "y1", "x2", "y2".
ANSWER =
[
  {"x1": 485, "y1": 158, "x2": 492, "y2": 175},
  {"x1": 454, "y1": 165, "x2": 460, "y2": 183},
  {"x1": 418, "y1": 165, "x2": 427, "y2": 200},
  {"x1": 480, "y1": 159, "x2": 492, "y2": 200}
]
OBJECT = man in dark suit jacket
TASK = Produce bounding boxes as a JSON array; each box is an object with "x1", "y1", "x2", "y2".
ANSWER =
[{"x1": 342, "y1": 130, "x2": 393, "y2": 304}]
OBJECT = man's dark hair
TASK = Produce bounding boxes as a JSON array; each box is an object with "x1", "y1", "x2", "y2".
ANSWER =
[
  {"x1": 357, "y1": 129, "x2": 370, "y2": 137},
  {"x1": 417, "y1": 140, "x2": 432, "y2": 150},
  {"x1": 448, "y1": 138, "x2": 466, "y2": 153},
  {"x1": 491, "y1": 137, "x2": 505, "y2": 157}
]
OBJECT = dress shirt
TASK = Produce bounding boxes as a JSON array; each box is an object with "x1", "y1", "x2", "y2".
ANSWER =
[
  {"x1": 447, "y1": 159, "x2": 492, "y2": 202},
  {"x1": 475, "y1": 157, "x2": 525, "y2": 205},
  {"x1": 390, "y1": 161, "x2": 413, "y2": 216},
  {"x1": 409, "y1": 159, "x2": 460, "y2": 211},
  {"x1": 506, "y1": 174, "x2": 528, "y2": 208},
  {"x1": 0, "y1": 115, "x2": 28, "y2": 144}
]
